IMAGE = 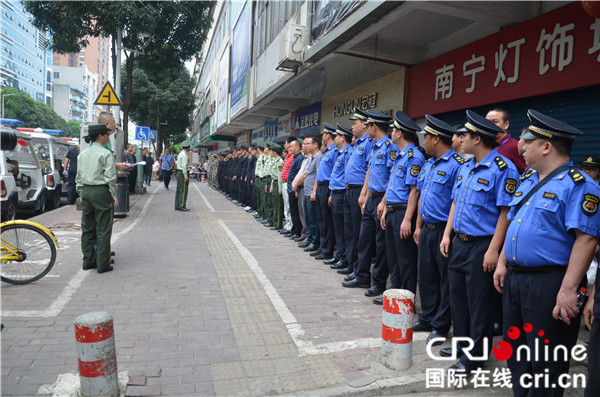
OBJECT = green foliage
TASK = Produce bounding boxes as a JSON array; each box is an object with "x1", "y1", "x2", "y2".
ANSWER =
[
  {"x1": 66, "y1": 120, "x2": 81, "y2": 137},
  {"x1": 1, "y1": 87, "x2": 67, "y2": 131},
  {"x1": 24, "y1": 1, "x2": 213, "y2": 145},
  {"x1": 124, "y1": 62, "x2": 195, "y2": 148}
]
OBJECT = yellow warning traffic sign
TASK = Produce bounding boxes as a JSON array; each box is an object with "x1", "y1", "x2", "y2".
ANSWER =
[{"x1": 94, "y1": 81, "x2": 121, "y2": 106}]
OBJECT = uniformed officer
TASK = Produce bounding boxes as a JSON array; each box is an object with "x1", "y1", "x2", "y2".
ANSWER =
[
  {"x1": 76, "y1": 124, "x2": 117, "y2": 274},
  {"x1": 254, "y1": 143, "x2": 267, "y2": 221},
  {"x1": 312, "y1": 124, "x2": 338, "y2": 260},
  {"x1": 328, "y1": 124, "x2": 353, "y2": 268},
  {"x1": 342, "y1": 111, "x2": 396, "y2": 298},
  {"x1": 581, "y1": 156, "x2": 599, "y2": 185},
  {"x1": 175, "y1": 140, "x2": 191, "y2": 211},
  {"x1": 374, "y1": 111, "x2": 425, "y2": 304},
  {"x1": 439, "y1": 110, "x2": 519, "y2": 373},
  {"x1": 267, "y1": 142, "x2": 285, "y2": 229},
  {"x1": 338, "y1": 107, "x2": 375, "y2": 275},
  {"x1": 493, "y1": 110, "x2": 600, "y2": 396},
  {"x1": 246, "y1": 143, "x2": 258, "y2": 211},
  {"x1": 412, "y1": 115, "x2": 464, "y2": 343}
]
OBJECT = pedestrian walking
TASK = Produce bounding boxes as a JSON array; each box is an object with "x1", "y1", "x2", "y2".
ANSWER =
[{"x1": 160, "y1": 148, "x2": 175, "y2": 189}]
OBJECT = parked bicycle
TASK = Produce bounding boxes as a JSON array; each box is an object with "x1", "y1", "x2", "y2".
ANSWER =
[{"x1": 1, "y1": 220, "x2": 59, "y2": 285}]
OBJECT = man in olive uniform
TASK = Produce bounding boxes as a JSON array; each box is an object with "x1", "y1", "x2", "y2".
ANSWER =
[
  {"x1": 76, "y1": 124, "x2": 117, "y2": 274},
  {"x1": 175, "y1": 140, "x2": 191, "y2": 211},
  {"x1": 268, "y1": 142, "x2": 285, "y2": 229},
  {"x1": 254, "y1": 143, "x2": 266, "y2": 219}
]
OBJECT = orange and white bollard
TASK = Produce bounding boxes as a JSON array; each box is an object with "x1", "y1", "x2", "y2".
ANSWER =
[
  {"x1": 201, "y1": 174, "x2": 205, "y2": 182},
  {"x1": 381, "y1": 289, "x2": 415, "y2": 370},
  {"x1": 74, "y1": 312, "x2": 119, "y2": 397}
]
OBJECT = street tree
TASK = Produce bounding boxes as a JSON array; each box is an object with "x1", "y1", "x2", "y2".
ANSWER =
[
  {"x1": 126, "y1": 63, "x2": 194, "y2": 156},
  {"x1": 24, "y1": 1, "x2": 213, "y2": 149},
  {"x1": 1, "y1": 87, "x2": 68, "y2": 131}
]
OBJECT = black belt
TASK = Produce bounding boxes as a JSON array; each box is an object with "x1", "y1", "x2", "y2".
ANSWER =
[
  {"x1": 424, "y1": 222, "x2": 446, "y2": 230},
  {"x1": 83, "y1": 184, "x2": 108, "y2": 187},
  {"x1": 317, "y1": 181, "x2": 329, "y2": 187},
  {"x1": 508, "y1": 262, "x2": 566, "y2": 274},
  {"x1": 297, "y1": 185, "x2": 304, "y2": 189},
  {"x1": 456, "y1": 233, "x2": 493, "y2": 242},
  {"x1": 331, "y1": 189, "x2": 345, "y2": 194},
  {"x1": 368, "y1": 191, "x2": 385, "y2": 198},
  {"x1": 386, "y1": 203, "x2": 407, "y2": 212},
  {"x1": 346, "y1": 184, "x2": 363, "y2": 189}
]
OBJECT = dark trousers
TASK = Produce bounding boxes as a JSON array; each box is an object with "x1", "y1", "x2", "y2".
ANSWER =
[
  {"x1": 316, "y1": 185, "x2": 334, "y2": 256},
  {"x1": 448, "y1": 237, "x2": 498, "y2": 371},
  {"x1": 355, "y1": 195, "x2": 388, "y2": 288},
  {"x1": 586, "y1": 317, "x2": 600, "y2": 397},
  {"x1": 67, "y1": 172, "x2": 78, "y2": 204},
  {"x1": 344, "y1": 188, "x2": 362, "y2": 272},
  {"x1": 304, "y1": 196, "x2": 319, "y2": 246},
  {"x1": 384, "y1": 208, "x2": 418, "y2": 293},
  {"x1": 417, "y1": 226, "x2": 451, "y2": 334},
  {"x1": 128, "y1": 168, "x2": 137, "y2": 193},
  {"x1": 504, "y1": 267, "x2": 581, "y2": 397},
  {"x1": 81, "y1": 185, "x2": 112, "y2": 271},
  {"x1": 331, "y1": 191, "x2": 347, "y2": 263},
  {"x1": 162, "y1": 169, "x2": 172, "y2": 188},
  {"x1": 144, "y1": 169, "x2": 151, "y2": 185},
  {"x1": 288, "y1": 192, "x2": 302, "y2": 236}
]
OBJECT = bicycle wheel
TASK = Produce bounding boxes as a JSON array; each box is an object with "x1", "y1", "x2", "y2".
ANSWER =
[{"x1": 1, "y1": 223, "x2": 57, "y2": 285}]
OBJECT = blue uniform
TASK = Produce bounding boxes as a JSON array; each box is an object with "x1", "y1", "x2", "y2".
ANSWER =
[
  {"x1": 367, "y1": 136, "x2": 397, "y2": 193},
  {"x1": 384, "y1": 143, "x2": 425, "y2": 293},
  {"x1": 451, "y1": 149, "x2": 518, "y2": 236},
  {"x1": 418, "y1": 149, "x2": 465, "y2": 224},
  {"x1": 386, "y1": 143, "x2": 424, "y2": 204},
  {"x1": 354, "y1": 136, "x2": 397, "y2": 289},
  {"x1": 345, "y1": 134, "x2": 373, "y2": 185},
  {"x1": 315, "y1": 144, "x2": 337, "y2": 257},
  {"x1": 448, "y1": 149, "x2": 519, "y2": 372},
  {"x1": 329, "y1": 146, "x2": 350, "y2": 191},
  {"x1": 502, "y1": 164, "x2": 600, "y2": 396},
  {"x1": 330, "y1": 145, "x2": 351, "y2": 263},
  {"x1": 416, "y1": 148, "x2": 465, "y2": 333},
  {"x1": 316, "y1": 144, "x2": 336, "y2": 183}
]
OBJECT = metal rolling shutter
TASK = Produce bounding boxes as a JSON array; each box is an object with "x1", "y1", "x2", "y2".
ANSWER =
[{"x1": 433, "y1": 85, "x2": 600, "y2": 166}]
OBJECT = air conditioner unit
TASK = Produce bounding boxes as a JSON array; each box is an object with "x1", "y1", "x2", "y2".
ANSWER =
[{"x1": 277, "y1": 24, "x2": 307, "y2": 72}]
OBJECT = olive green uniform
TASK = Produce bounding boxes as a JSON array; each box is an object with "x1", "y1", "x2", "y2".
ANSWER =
[
  {"x1": 76, "y1": 142, "x2": 117, "y2": 271},
  {"x1": 255, "y1": 153, "x2": 266, "y2": 217},
  {"x1": 175, "y1": 149, "x2": 190, "y2": 210},
  {"x1": 269, "y1": 156, "x2": 284, "y2": 228}
]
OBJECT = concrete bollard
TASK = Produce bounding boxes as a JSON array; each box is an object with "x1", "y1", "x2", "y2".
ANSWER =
[
  {"x1": 381, "y1": 289, "x2": 415, "y2": 370},
  {"x1": 74, "y1": 312, "x2": 119, "y2": 397}
]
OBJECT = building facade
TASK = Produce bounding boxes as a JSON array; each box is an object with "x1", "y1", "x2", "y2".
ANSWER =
[
  {"x1": 192, "y1": 1, "x2": 599, "y2": 162},
  {"x1": 52, "y1": 65, "x2": 97, "y2": 123},
  {"x1": 0, "y1": 0, "x2": 53, "y2": 105}
]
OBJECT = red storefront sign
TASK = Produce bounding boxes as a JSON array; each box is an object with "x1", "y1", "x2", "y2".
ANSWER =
[{"x1": 406, "y1": 2, "x2": 600, "y2": 118}]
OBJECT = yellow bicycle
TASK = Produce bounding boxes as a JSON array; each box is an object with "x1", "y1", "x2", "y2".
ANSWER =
[{"x1": 1, "y1": 220, "x2": 59, "y2": 285}]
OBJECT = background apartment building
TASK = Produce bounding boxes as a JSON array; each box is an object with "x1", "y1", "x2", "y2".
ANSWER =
[
  {"x1": 0, "y1": 0, "x2": 53, "y2": 106},
  {"x1": 192, "y1": 0, "x2": 599, "y2": 163}
]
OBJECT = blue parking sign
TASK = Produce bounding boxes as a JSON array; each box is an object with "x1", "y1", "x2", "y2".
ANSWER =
[{"x1": 135, "y1": 126, "x2": 150, "y2": 141}]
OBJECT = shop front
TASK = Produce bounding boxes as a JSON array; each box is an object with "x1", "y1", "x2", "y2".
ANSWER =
[{"x1": 405, "y1": 2, "x2": 600, "y2": 164}]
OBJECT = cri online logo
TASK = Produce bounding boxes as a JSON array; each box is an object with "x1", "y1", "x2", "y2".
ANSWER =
[{"x1": 426, "y1": 323, "x2": 588, "y2": 362}]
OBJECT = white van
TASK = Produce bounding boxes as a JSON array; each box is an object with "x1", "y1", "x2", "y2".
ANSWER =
[
  {"x1": 0, "y1": 129, "x2": 46, "y2": 220},
  {"x1": 22, "y1": 131, "x2": 70, "y2": 209}
]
